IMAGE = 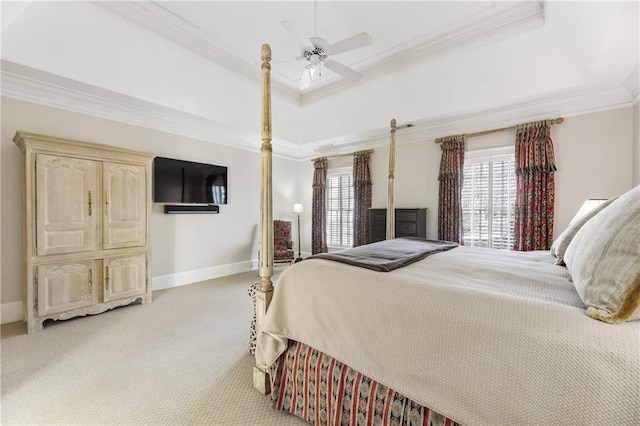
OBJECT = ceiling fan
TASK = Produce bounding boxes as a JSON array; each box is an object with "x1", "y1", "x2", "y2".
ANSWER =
[{"x1": 281, "y1": 15, "x2": 372, "y2": 90}]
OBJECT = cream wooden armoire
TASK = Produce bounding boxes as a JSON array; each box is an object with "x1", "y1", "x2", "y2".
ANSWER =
[{"x1": 14, "y1": 132, "x2": 155, "y2": 334}]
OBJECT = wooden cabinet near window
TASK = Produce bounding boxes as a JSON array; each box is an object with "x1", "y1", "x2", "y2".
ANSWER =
[
  {"x1": 369, "y1": 208, "x2": 427, "y2": 243},
  {"x1": 14, "y1": 132, "x2": 155, "y2": 334}
]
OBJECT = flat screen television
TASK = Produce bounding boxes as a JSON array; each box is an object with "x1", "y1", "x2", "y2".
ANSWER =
[{"x1": 153, "y1": 157, "x2": 227, "y2": 204}]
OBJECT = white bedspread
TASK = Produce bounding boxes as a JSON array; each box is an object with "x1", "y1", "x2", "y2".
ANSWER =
[{"x1": 257, "y1": 245, "x2": 640, "y2": 425}]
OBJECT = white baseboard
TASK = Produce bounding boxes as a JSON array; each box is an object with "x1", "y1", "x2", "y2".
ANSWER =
[
  {"x1": 152, "y1": 259, "x2": 258, "y2": 291},
  {"x1": 1, "y1": 301, "x2": 23, "y2": 325},
  {"x1": 1, "y1": 260, "x2": 260, "y2": 325}
]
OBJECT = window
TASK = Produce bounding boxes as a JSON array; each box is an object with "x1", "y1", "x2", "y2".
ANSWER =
[
  {"x1": 461, "y1": 146, "x2": 516, "y2": 250},
  {"x1": 326, "y1": 167, "x2": 353, "y2": 248}
]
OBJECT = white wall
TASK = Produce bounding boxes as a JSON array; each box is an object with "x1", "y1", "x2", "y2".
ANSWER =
[
  {"x1": 553, "y1": 107, "x2": 634, "y2": 231},
  {"x1": 3, "y1": 99, "x2": 635, "y2": 323},
  {"x1": 295, "y1": 160, "x2": 313, "y2": 258},
  {"x1": 1, "y1": 97, "x2": 298, "y2": 322},
  {"x1": 297, "y1": 106, "x2": 636, "y2": 250}
]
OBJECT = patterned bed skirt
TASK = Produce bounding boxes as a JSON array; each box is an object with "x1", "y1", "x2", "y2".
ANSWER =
[{"x1": 269, "y1": 340, "x2": 461, "y2": 426}]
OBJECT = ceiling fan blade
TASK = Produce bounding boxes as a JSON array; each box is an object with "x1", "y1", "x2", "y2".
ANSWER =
[
  {"x1": 324, "y1": 60, "x2": 363, "y2": 82},
  {"x1": 281, "y1": 21, "x2": 314, "y2": 50},
  {"x1": 327, "y1": 32, "x2": 372, "y2": 55}
]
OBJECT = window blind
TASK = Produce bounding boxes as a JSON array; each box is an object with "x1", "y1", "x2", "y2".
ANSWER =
[
  {"x1": 462, "y1": 147, "x2": 516, "y2": 249},
  {"x1": 326, "y1": 169, "x2": 354, "y2": 248}
]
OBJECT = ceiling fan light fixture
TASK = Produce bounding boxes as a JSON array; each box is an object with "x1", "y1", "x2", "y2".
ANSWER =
[
  {"x1": 298, "y1": 64, "x2": 318, "y2": 90},
  {"x1": 282, "y1": 10, "x2": 372, "y2": 91}
]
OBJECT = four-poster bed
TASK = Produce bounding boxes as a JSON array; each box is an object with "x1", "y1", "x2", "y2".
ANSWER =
[{"x1": 252, "y1": 44, "x2": 640, "y2": 425}]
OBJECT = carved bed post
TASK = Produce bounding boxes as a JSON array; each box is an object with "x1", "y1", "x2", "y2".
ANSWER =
[
  {"x1": 387, "y1": 118, "x2": 396, "y2": 240},
  {"x1": 253, "y1": 43, "x2": 274, "y2": 395}
]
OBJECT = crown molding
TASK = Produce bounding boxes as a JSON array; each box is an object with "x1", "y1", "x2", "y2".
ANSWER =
[
  {"x1": 2, "y1": 60, "x2": 634, "y2": 162},
  {"x1": 92, "y1": 1, "x2": 543, "y2": 109},
  {"x1": 302, "y1": 85, "x2": 636, "y2": 158},
  {"x1": 623, "y1": 65, "x2": 639, "y2": 104},
  {"x1": 300, "y1": 1, "x2": 545, "y2": 106},
  {"x1": 1, "y1": 60, "x2": 304, "y2": 160},
  {"x1": 92, "y1": 1, "x2": 302, "y2": 106}
]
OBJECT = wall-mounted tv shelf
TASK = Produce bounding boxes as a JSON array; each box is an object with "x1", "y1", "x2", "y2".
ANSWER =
[{"x1": 164, "y1": 204, "x2": 220, "y2": 214}]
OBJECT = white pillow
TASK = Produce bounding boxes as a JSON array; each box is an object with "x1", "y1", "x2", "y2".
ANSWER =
[
  {"x1": 550, "y1": 197, "x2": 617, "y2": 266},
  {"x1": 564, "y1": 186, "x2": 640, "y2": 323}
]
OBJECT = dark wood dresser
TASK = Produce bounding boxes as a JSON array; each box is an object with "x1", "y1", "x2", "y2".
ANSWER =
[{"x1": 368, "y1": 208, "x2": 427, "y2": 243}]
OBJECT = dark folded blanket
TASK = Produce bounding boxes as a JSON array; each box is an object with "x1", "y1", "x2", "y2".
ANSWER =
[{"x1": 308, "y1": 237, "x2": 458, "y2": 272}]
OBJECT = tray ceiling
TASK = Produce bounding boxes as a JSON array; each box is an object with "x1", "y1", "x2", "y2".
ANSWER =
[{"x1": 1, "y1": 1, "x2": 638, "y2": 159}]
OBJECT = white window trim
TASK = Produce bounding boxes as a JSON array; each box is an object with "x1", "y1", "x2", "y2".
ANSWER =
[
  {"x1": 465, "y1": 145, "x2": 514, "y2": 162},
  {"x1": 462, "y1": 145, "x2": 516, "y2": 250},
  {"x1": 327, "y1": 166, "x2": 352, "y2": 176},
  {"x1": 326, "y1": 166, "x2": 353, "y2": 250}
]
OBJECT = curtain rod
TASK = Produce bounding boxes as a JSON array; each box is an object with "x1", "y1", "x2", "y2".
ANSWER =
[
  {"x1": 311, "y1": 149, "x2": 374, "y2": 163},
  {"x1": 434, "y1": 117, "x2": 564, "y2": 144}
]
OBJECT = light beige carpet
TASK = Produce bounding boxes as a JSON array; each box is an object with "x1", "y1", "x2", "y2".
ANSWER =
[{"x1": 1, "y1": 270, "x2": 304, "y2": 425}]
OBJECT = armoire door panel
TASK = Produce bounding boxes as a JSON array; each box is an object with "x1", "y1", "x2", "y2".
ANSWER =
[
  {"x1": 104, "y1": 254, "x2": 146, "y2": 302},
  {"x1": 37, "y1": 261, "x2": 97, "y2": 316},
  {"x1": 103, "y1": 162, "x2": 146, "y2": 249},
  {"x1": 36, "y1": 155, "x2": 98, "y2": 256}
]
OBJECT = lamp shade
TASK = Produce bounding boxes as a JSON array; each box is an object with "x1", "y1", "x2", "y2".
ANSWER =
[
  {"x1": 570, "y1": 198, "x2": 607, "y2": 224},
  {"x1": 293, "y1": 203, "x2": 304, "y2": 214}
]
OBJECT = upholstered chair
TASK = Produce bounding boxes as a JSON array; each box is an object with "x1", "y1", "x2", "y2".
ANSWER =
[{"x1": 273, "y1": 219, "x2": 294, "y2": 265}]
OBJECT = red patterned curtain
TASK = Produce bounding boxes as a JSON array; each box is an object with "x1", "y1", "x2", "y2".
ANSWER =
[
  {"x1": 312, "y1": 158, "x2": 328, "y2": 254},
  {"x1": 513, "y1": 121, "x2": 556, "y2": 251},
  {"x1": 438, "y1": 136, "x2": 465, "y2": 243},
  {"x1": 353, "y1": 151, "x2": 372, "y2": 247}
]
